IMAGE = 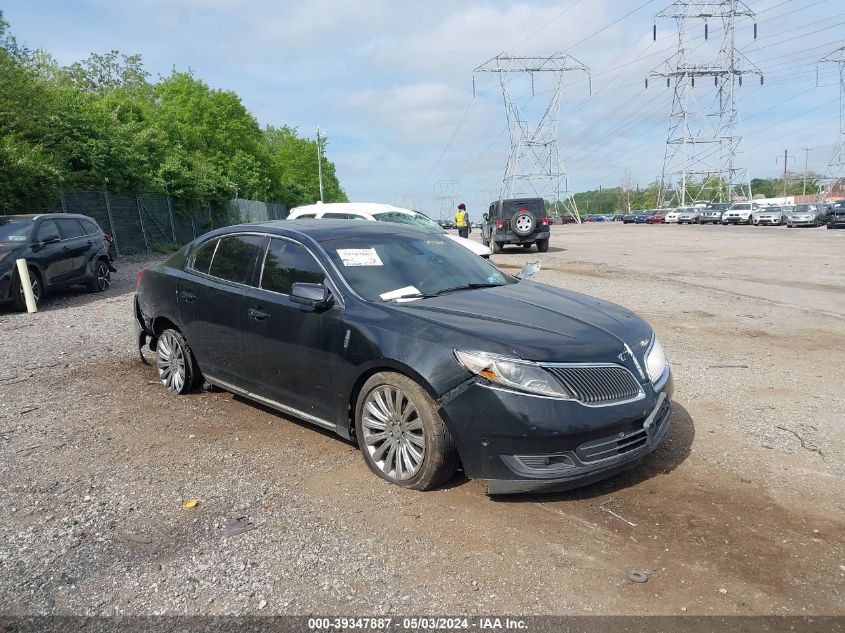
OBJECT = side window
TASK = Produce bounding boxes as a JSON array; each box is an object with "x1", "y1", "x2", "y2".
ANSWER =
[
  {"x1": 191, "y1": 239, "x2": 218, "y2": 274},
  {"x1": 208, "y1": 235, "x2": 263, "y2": 285},
  {"x1": 295, "y1": 213, "x2": 316, "y2": 219},
  {"x1": 56, "y1": 218, "x2": 84, "y2": 239},
  {"x1": 79, "y1": 219, "x2": 100, "y2": 235},
  {"x1": 35, "y1": 219, "x2": 60, "y2": 241},
  {"x1": 260, "y1": 238, "x2": 326, "y2": 295},
  {"x1": 323, "y1": 212, "x2": 350, "y2": 219}
]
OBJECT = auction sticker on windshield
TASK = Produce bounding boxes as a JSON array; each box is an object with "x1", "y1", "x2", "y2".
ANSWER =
[{"x1": 336, "y1": 248, "x2": 383, "y2": 267}]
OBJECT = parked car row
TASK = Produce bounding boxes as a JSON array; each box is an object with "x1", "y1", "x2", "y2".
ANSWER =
[{"x1": 616, "y1": 200, "x2": 845, "y2": 228}]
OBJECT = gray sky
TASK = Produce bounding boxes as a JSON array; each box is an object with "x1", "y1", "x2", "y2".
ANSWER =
[{"x1": 4, "y1": 0, "x2": 843, "y2": 217}]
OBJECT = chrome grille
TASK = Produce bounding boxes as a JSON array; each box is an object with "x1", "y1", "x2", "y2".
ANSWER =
[{"x1": 545, "y1": 365, "x2": 641, "y2": 405}]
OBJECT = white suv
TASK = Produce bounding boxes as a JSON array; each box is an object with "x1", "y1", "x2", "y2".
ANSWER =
[
  {"x1": 721, "y1": 203, "x2": 759, "y2": 225},
  {"x1": 287, "y1": 203, "x2": 492, "y2": 258}
]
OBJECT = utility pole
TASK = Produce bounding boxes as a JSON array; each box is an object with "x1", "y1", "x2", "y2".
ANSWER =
[
  {"x1": 316, "y1": 125, "x2": 324, "y2": 203},
  {"x1": 648, "y1": 1, "x2": 761, "y2": 207},
  {"x1": 474, "y1": 53, "x2": 591, "y2": 223},
  {"x1": 434, "y1": 180, "x2": 460, "y2": 221},
  {"x1": 776, "y1": 149, "x2": 795, "y2": 197},
  {"x1": 817, "y1": 47, "x2": 845, "y2": 201},
  {"x1": 801, "y1": 147, "x2": 813, "y2": 196}
]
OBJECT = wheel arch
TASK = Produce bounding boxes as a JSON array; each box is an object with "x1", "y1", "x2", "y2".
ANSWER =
[{"x1": 345, "y1": 360, "x2": 442, "y2": 439}]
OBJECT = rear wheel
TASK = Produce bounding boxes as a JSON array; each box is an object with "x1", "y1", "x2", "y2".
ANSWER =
[
  {"x1": 155, "y1": 329, "x2": 199, "y2": 395},
  {"x1": 491, "y1": 237, "x2": 502, "y2": 254},
  {"x1": 87, "y1": 259, "x2": 111, "y2": 293},
  {"x1": 355, "y1": 372, "x2": 458, "y2": 490},
  {"x1": 536, "y1": 239, "x2": 549, "y2": 253}
]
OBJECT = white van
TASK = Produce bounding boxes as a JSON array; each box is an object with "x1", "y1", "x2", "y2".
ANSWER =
[{"x1": 287, "y1": 203, "x2": 493, "y2": 258}]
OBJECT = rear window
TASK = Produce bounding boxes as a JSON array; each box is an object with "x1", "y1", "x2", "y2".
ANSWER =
[
  {"x1": 191, "y1": 239, "x2": 218, "y2": 274},
  {"x1": 79, "y1": 218, "x2": 101, "y2": 235},
  {"x1": 208, "y1": 235, "x2": 263, "y2": 285},
  {"x1": 56, "y1": 218, "x2": 84, "y2": 239},
  {"x1": 501, "y1": 200, "x2": 546, "y2": 218}
]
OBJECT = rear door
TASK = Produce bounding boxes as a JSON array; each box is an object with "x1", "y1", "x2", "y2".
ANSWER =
[
  {"x1": 242, "y1": 236, "x2": 344, "y2": 423},
  {"x1": 177, "y1": 234, "x2": 264, "y2": 385}
]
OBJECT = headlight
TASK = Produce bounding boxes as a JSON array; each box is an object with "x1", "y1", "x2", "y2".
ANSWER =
[
  {"x1": 454, "y1": 350, "x2": 571, "y2": 398},
  {"x1": 645, "y1": 338, "x2": 668, "y2": 384}
]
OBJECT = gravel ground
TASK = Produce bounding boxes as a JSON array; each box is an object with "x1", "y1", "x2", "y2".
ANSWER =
[{"x1": 0, "y1": 225, "x2": 843, "y2": 617}]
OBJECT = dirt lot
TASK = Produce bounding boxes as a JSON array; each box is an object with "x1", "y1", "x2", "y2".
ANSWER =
[{"x1": 1, "y1": 223, "x2": 843, "y2": 616}]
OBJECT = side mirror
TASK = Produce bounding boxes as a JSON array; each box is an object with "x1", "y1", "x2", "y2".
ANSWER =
[
  {"x1": 517, "y1": 261, "x2": 541, "y2": 280},
  {"x1": 290, "y1": 282, "x2": 333, "y2": 308},
  {"x1": 41, "y1": 234, "x2": 60, "y2": 244},
  {"x1": 483, "y1": 213, "x2": 489, "y2": 221}
]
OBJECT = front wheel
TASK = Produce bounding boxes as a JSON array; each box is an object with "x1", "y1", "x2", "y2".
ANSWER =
[
  {"x1": 12, "y1": 267, "x2": 42, "y2": 311},
  {"x1": 536, "y1": 239, "x2": 549, "y2": 252},
  {"x1": 355, "y1": 372, "x2": 458, "y2": 490},
  {"x1": 155, "y1": 329, "x2": 199, "y2": 395}
]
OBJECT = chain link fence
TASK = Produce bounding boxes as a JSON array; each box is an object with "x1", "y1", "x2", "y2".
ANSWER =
[{"x1": 13, "y1": 191, "x2": 288, "y2": 256}]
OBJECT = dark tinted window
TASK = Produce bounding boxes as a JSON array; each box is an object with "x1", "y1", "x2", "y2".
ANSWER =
[
  {"x1": 323, "y1": 212, "x2": 352, "y2": 219},
  {"x1": 208, "y1": 235, "x2": 263, "y2": 284},
  {"x1": 191, "y1": 239, "x2": 218, "y2": 274},
  {"x1": 35, "y1": 219, "x2": 60, "y2": 241},
  {"x1": 295, "y1": 213, "x2": 317, "y2": 219},
  {"x1": 56, "y1": 218, "x2": 84, "y2": 239},
  {"x1": 261, "y1": 239, "x2": 325, "y2": 295},
  {"x1": 79, "y1": 219, "x2": 100, "y2": 235}
]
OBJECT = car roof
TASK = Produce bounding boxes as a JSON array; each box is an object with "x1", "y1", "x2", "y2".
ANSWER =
[
  {"x1": 227, "y1": 219, "x2": 431, "y2": 244},
  {"x1": 1, "y1": 213, "x2": 93, "y2": 221},
  {"x1": 289, "y1": 202, "x2": 415, "y2": 217}
]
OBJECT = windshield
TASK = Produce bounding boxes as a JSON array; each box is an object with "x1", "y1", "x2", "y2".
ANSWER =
[
  {"x1": 373, "y1": 211, "x2": 445, "y2": 234},
  {"x1": 0, "y1": 219, "x2": 33, "y2": 243},
  {"x1": 793, "y1": 206, "x2": 813, "y2": 212},
  {"x1": 322, "y1": 232, "x2": 513, "y2": 302}
]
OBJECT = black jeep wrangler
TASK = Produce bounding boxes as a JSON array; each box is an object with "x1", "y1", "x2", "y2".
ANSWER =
[{"x1": 481, "y1": 198, "x2": 551, "y2": 253}]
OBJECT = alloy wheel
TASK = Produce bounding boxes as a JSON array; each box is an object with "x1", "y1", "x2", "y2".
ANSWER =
[
  {"x1": 18, "y1": 274, "x2": 40, "y2": 307},
  {"x1": 156, "y1": 331, "x2": 186, "y2": 394},
  {"x1": 97, "y1": 263, "x2": 111, "y2": 291},
  {"x1": 515, "y1": 215, "x2": 533, "y2": 233},
  {"x1": 361, "y1": 385, "x2": 425, "y2": 481}
]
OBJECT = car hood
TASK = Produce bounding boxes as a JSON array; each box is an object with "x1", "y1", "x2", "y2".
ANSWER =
[
  {"x1": 445, "y1": 233, "x2": 492, "y2": 257},
  {"x1": 389, "y1": 281, "x2": 654, "y2": 365},
  {"x1": 0, "y1": 243, "x2": 24, "y2": 262}
]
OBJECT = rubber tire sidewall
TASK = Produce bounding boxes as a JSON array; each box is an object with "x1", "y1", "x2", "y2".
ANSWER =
[
  {"x1": 87, "y1": 259, "x2": 110, "y2": 293},
  {"x1": 536, "y1": 239, "x2": 549, "y2": 252},
  {"x1": 510, "y1": 211, "x2": 536, "y2": 237},
  {"x1": 354, "y1": 371, "x2": 458, "y2": 491},
  {"x1": 157, "y1": 328, "x2": 200, "y2": 395}
]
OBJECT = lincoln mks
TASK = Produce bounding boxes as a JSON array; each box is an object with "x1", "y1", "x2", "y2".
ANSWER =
[{"x1": 134, "y1": 221, "x2": 673, "y2": 494}]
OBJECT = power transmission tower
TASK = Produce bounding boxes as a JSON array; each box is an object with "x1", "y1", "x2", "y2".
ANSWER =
[
  {"x1": 474, "y1": 53, "x2": 590, "y2": 222},
  {"x1": 817, "y1": 46, "x2": 845, "y2": 201},
  {"x1": 648, "y1": 1, "x2": 762, "y2": 208},
  {"x1": 434, "y1": 180, "x2": 460, "y2": 221}
]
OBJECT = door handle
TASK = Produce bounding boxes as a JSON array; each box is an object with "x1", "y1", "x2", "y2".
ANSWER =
[
  {"x1": 248, "y1": 308, "x2": 270, "y2": 321},
  {"x1": 179, "y1": 290, "x2": 196, "y2": 302}
]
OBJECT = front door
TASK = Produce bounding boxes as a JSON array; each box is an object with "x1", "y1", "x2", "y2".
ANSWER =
[
  {"x1": 54, "y1": 218, "x2": 92, "y2": 280},
  {"x1": 242, "y1": 237, "x2": 344, "y2": 424},
  {"x1": 177, "y1": 234, "x2": 264, "y2": 384},
  {"x1": 32, "y1": 218, "x2": 71, "y2": 286}
]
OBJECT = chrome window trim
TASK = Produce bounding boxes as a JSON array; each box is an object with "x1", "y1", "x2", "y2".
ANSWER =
[{"x1": 205, "y1": 375, "x2": 336, "y2": 431}]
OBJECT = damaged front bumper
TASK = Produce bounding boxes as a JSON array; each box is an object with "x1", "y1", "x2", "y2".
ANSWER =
[{"x1": 439, "y1": 370, "x2": 674, "y2": 495}]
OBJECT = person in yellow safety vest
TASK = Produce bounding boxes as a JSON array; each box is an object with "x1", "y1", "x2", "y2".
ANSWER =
[{"x1": 455, "y1": 203, "x2": 470, "y2": 239}]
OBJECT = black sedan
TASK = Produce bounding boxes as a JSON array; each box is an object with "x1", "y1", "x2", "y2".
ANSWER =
[
  {"x1": 0, "y1": 214, "x2": 115, "y2": 311},
  {"x1": 134, "y1": 221, "x2": 673, "y2": 494}
]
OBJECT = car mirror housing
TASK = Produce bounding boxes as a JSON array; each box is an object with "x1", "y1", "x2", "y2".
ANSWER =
[
  {"x1": 290, "y1": 282, "x2": 332, "y2": 308},
  {"x1": 517, "y1": 261, "x2": 541, "y2": 280}
]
